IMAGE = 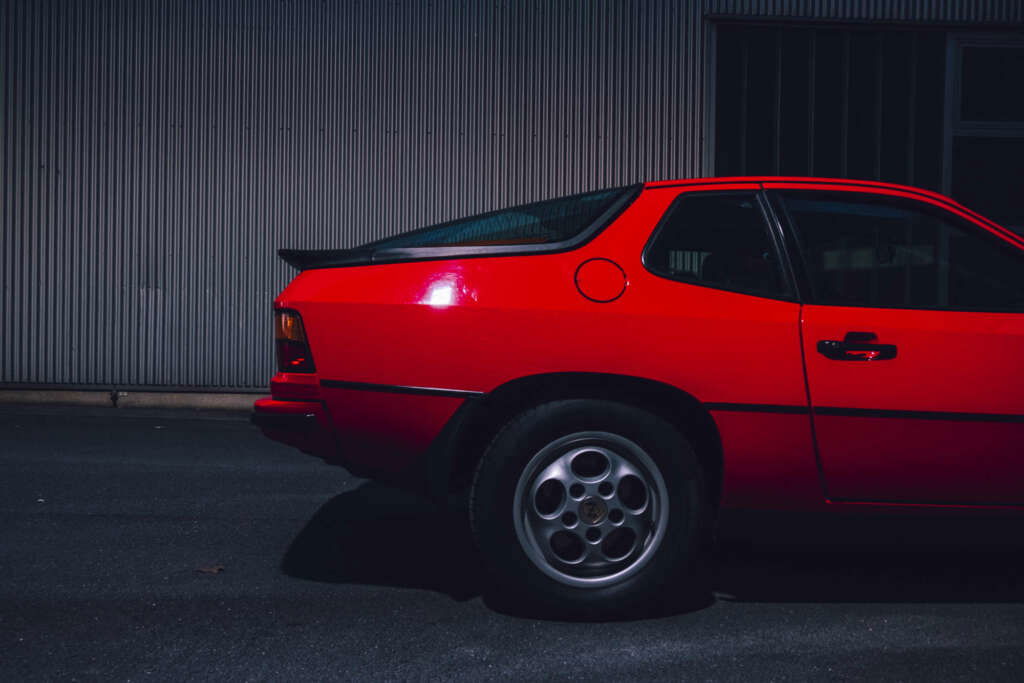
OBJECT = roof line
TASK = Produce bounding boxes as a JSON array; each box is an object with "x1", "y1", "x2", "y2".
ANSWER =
[{"x1": 642, "y1": 176, "x2": 1023, "y2": 247}]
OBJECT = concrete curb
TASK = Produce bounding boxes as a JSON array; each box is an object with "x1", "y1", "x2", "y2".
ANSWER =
[
  {"x1": 0, "y1": 390, "x2": 266, "y2": 411},
  {"x1": 0, "y1": 390, "x2": 114, "y2": 407},
  {"x1": 115, "y1": 392, "x2": 262, "y2": 411}
]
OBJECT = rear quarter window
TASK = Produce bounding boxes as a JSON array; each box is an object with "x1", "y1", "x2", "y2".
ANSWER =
[
  {"x1": 367, "y1": 188, "x2": 630, "y2": 249},
  {"x1": 643, "y1": 192, "x2": 792, "y2": 299}
]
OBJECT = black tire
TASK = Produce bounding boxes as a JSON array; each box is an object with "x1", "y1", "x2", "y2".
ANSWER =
[{"x1": 469, "y1": 399, "x2": 710, "y2": 618}]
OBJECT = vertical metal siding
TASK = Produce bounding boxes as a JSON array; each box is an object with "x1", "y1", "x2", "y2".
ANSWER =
[
  {"x1": 2, "y1": 1, "x2": 1018, "y2": 389},
  {"x1": 706, "y1": 0, "x2": 1024, "y2": 24},
  {"x1": 1, "y1": 1, "x2": 712, "y2": 388}
]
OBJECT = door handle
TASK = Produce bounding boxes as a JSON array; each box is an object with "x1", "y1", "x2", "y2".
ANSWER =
[{"x1": 816, "y1": 331, "x2": 897, "y2": 361}]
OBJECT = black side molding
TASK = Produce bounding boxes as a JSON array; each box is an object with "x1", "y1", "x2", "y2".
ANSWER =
[
  {"x1": 704, "y1": 402, "x2": 809, "y2": 414},
  {"x1": 812, "y1": 407, "x2": 1024, "y2": 423},
  {"x1": 320, "y1": 379, "x2": 484, "y2": 399},
  {"x1": 705, "y1": 402, "x2": 1024, "y2": 423}
]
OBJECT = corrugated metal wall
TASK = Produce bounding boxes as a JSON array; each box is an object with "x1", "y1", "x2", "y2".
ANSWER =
[
  {"x1": 707, "y1": 0, "x2": 1024, "y2": 23},
  {"x1": 2, "y1": 1, "x2": 1020, "y2": 390}
]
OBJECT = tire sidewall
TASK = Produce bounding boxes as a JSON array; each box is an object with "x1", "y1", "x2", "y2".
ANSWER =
[{"x1": 471, "y1": 399, "x2": 706, "y2": 615}]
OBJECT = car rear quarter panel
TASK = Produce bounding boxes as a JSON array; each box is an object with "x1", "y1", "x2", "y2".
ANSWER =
[
  {"x1": 276, "y1": 185, "x2": 817, "y2": 503},
  {"x1": 279, "y1": 186, "x2": 804, "y2": 399}
]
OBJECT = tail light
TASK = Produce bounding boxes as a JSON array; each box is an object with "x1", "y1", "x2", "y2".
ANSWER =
[{"x1": 275, "y1": 309, "x2": 316, "y2": 373}]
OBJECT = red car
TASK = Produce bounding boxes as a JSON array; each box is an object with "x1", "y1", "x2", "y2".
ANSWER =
[{"x1": 254, "y1": 177, "x2": 1024, "y2": 614}]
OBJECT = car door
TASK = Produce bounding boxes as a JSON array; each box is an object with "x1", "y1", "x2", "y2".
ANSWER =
[{"x1": 767, "y1": 182, "x2": 1024, "y2": 505}]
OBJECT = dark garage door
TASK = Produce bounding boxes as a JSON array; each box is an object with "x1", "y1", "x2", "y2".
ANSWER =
[{"x1": 714, "y1": 24, "x2": 1024, "y2": 234}]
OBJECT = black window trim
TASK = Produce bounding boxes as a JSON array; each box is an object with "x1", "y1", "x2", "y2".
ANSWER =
[
  {"x1": 280, "y1": 184, "x2": 643, "y2": 271},
  {"x1": 368, "y1": 184, "x2": 643, "y2": 263},
  {"x1": 768, "y1": 187, "x2": 1024, "y2": 314},
  {"x1": 760, "y1": 189, "x2": 809, "y2": 302},
  {"x1": 745, "y1": 178, "x2": 1023, "y2": 249},
  {"x1": 654, "y1": 178, "x2": 1020, "y2": 243},
  {"x1": 641, "y1": 189, "x2": 799, "y2": 303}
]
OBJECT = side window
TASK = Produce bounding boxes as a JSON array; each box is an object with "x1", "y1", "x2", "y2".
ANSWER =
[
  {"x1": 777, "y1": 191, "x2": 1024, "y2": 311},
  {"x1": 644, "y1": 192, "x2": 790, "y2": 299}
]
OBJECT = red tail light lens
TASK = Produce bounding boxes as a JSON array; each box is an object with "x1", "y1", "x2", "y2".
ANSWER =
[{"x1": 275, "y1": 310, "x2": 315, "y2": 373}]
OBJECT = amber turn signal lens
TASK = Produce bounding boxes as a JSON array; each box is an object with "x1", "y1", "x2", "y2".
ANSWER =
[
  {"x1": 274, "y1": 310, "x2": 315, "y2": 373},
  {"x1": 275, "y1": 310, "x2": 307, "y2": 342}
]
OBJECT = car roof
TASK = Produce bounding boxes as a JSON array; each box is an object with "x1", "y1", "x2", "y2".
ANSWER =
[
  {"x1": 644, "y1": 176, "x2": 948, "y2": 202},
  {"x1": 642, "y1": 176, "x2": 1022, "y2": 247}
]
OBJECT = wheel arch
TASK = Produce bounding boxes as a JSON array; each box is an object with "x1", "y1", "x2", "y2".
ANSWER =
[{"x1": 441, "y1": 372, "x2": 724, "y2": 508}]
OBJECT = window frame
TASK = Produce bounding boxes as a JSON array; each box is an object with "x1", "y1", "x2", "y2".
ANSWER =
[
  {"x1": 943, "y1": 33, "x2": 1024, "y2": 234},
  {"x1": 641, "y1": 190, "x2": 799, "y2": 302},
  {"x1": 769, "y1": 187, "x2": 1024, "y2": 313},
  {"x1": 945, "y1": 33, "x2": 1024, "y2": 141}
]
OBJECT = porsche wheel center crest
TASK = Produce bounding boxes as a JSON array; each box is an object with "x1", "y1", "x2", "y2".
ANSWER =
[{"x1": 579, "y1": 497, "x2": 607, "y2": 525}]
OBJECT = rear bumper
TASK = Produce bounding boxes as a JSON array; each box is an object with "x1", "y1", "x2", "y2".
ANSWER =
[
  {"x1": 251, "y1": 398, "x2": 336, "y2": 458},
  {"x1": 252, "y1": 395, "x2": 444, "y2": 486},
  {"x1": 252, "y1": 381, "x2": 475, "y2": 497}
]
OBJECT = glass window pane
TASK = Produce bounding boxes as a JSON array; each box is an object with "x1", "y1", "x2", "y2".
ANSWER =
[
  {"x1": 952, "y1": 136, "x2": 1024, "y2": 235},
  {"x1": 780, "y1": 191, "x2": 1024, "y2": 311},
  {"x1": 960, "y1": 46, "x2": 1024, "y2": 122},
  {"x1": 368, "y1": 188, "x2": 627, "y2": 249},
  {"x1": 645, "y1": 193, "x2": 789, "y2": 298}
]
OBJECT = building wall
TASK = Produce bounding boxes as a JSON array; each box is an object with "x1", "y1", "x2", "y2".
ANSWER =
[
  {"x1": 2, "y1": 0, "x2": 1020, "y2": 389},
  {"x1": 714, "y1": 25, "x2": 949, "y2": 189},
  {"x1": 707, "y1": 0, "x2": 1024, "y2": 24}
]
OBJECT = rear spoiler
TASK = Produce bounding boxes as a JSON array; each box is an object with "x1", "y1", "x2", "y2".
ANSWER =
[
  {"x1": 277, "y1": 243, "x2": 579, "y2": 271},
  {"x1": 278, "y1": 247, "x2": 374, "y2": 270}
]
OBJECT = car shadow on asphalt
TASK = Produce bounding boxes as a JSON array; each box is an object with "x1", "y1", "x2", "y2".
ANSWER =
[
  {"x1": 713, "y1": 512, "x2": 1024, "y2": 604},
  {"x1": 281, "y1": 482, "x2": 485, "y2": 601},
  {"x1": 281, "y1": 483, "x2": 1024, "y2": 617}
]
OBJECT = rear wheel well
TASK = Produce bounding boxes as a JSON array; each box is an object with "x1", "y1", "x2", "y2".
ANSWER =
[{"x1": 447, "y1": 373, "x2": 723, "y2": 508}]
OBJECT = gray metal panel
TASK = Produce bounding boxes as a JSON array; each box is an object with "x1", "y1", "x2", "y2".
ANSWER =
[
  {"x1": 2, "y1": 0, "x2": 711, "y2": 388},
  {"x1": 706, "y1": 0, "x2": 1024, "y2": 23},
  {"x1": 2, "y1": 0, "x2": 1019, "y2": 389}
]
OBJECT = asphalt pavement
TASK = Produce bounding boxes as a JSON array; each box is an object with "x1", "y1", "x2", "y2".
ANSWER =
[{"x1": 2, "y1": 406, "x2": 1024, "y2": 681}]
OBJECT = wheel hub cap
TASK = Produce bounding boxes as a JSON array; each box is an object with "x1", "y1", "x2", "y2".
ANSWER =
[
  {"x1": 579, "y1": 497, "x2": 606, "y2": 525},
  {"x1": 511, "y1": 431, "x2": 671, "y2": 588}
]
